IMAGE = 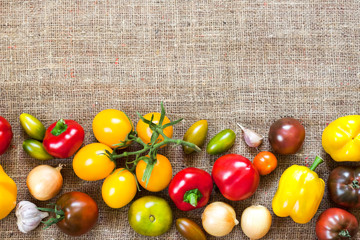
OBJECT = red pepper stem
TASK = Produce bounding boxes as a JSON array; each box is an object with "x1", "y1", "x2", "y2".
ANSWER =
[
  {"x1": 309, "y1": 156, "x2": 324, "y2": 171},
  {"x1": 51, "y1": 119, "x2": 68, "y2": 136},
  {"x1": 183, "y1": 189, "x2": 203, "y2": 207}
]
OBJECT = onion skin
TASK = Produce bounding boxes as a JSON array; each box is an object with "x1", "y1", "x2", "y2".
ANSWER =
[
  {"x1": 241, "y1": 205, "x2": 272, "y2": 240},
  {"x1": 202, "y1": 201, "x2": 239, "y2": 237},
  {"x1": 26, "y1": 164, "x2": 63, "y2": 201}
]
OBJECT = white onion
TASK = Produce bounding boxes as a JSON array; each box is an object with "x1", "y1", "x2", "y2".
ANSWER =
[
  {"x1": 26, "y1": 164, "x2": 63, "y2": 201},
  {"x1": 241, "y1": 205, "x2": 272, "y2": 239},
  {"x1": 202, "y1": 201, "x2": 239, "y2": 237}
]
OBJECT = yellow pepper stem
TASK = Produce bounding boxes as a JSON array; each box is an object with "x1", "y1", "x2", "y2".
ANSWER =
[{"x1": 309, "y1": 156, "x2": 324, "y2": 171}]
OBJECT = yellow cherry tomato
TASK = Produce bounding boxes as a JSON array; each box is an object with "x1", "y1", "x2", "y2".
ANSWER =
[
  {"x1": 136, "y1": 112, "x2": 173, "y2": 147},
  {"x1": 92, "y1": 109, "x2": 133, "y2": 149},
  {"x1": 73, "y1": 143, "x2": 115, "y2": 181},
  {"x1": 136, "y1": 154, "x2": 172, "y2": 192},
  {"x1": 102, "y1": 168, "x2": 137, "y2": 208}
]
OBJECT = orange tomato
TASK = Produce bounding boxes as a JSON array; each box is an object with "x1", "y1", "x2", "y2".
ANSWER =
[
  {"x1": 253, "y1": 151, "x2": 277, "y2": 176},
  {"x1": 136, "y1": 112, "x2": 173, "y2": 147},
  {"x1": 73, "y1": 143, "x2": 115, "y2": 181},
  {"x1": 136, "y1": 154, "x2": 172, "y2": 192}
]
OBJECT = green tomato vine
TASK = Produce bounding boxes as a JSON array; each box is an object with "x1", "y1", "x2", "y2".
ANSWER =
[{"x1": 104, "y1": 102, "x2": 201, "y2": 188}]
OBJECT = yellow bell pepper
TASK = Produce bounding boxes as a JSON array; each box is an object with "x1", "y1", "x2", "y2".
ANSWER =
[
  {"x1": 272, "y1": 156, "x2": 325, "y2": 224},
  {"x1": 0, "y1": 164, "x2": 17, "y2": 220},
  {"x1": 322, "y1": 115, "x2": 360, "y2": 162}
]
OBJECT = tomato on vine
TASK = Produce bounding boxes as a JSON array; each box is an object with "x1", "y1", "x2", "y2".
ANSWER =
[
  {"x1": 136, "y1": 154, "x2": 172, "y2": 192},
  {"x1": 92, "y1": 109, "x2": 133, "y2": 148},
  {"x1": 136, "y1": 112, "x2": 173, "y2": 147},
  {"x1": 73, "y1": 143, "x2": 115, "y2": 181}
]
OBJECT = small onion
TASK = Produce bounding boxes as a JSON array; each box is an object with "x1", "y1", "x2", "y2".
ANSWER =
[
  {"x1": 241, "y1": 205, "x2": 272, "y2": 239},
  {"x1": 202, "y1": 201, "x2": 239, "y2": 237},
  {"x1": 26, "y1": 164, "x2": 63, "y2": 201}
]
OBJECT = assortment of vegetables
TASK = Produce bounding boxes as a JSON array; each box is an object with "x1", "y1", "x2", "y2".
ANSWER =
[{"x1": 0, "y1": 108, "x2": 359, "y2": 238}]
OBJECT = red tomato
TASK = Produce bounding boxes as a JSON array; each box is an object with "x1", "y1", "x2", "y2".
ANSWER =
[
  {"x1": 316, "y1": 208, "x2": 358, "y2": 240},
  {"x1": 212, "y1": 154, "x2": 260, "y2": 201},
  {"x1": 56, "y1": 192, "x2": 99, "y2": 236},
  {"x1": 0, "y1": 116, "x2": 13, "y2": 155},
  {"x1": 253, "y1": 151, "x2": 277, "y2": 175}
]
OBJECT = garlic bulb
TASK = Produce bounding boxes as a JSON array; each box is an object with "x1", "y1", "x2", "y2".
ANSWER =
[
  {"x1": 16, "y1": 201, "x2": 49, "y2": 233},
  {"x1": 237, "y1": 123, "x2": 264, "y2": 148}
]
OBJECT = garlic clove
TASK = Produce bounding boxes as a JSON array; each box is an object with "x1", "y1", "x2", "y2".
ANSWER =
[
  {"x1": 16, "y1": 201, "x2": 49, "y2": 234},
  {"x1": 237, "y1": 123, "x2": 264, "y2": 148}
]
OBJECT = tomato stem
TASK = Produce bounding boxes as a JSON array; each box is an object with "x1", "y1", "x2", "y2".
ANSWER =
[
  {"x1": 106, "y1": 102, "x2": 201, "y2": 191},
  {"x1": 351, "y1": 179, "x2": 360, "y2": 189},
  {"x1": 339, "y1": 229, "x2": 351, "y2": 238},
  {"x1": 38, "y1": 205, "x2": 65, "y2": 229}
]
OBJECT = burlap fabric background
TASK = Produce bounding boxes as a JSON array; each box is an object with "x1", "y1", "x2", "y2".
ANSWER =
[{"x1": 1, "y1": 0, "x2": 360, "y2": 239}]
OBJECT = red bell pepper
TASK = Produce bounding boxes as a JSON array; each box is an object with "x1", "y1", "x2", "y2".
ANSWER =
[
  {"x1": 43, "y1": 119, "x2": 84, "y2": 158},
  {"x1": 168, "y1": 167, "x2": 213, "y2": 211},
  {"x1": 0, "y1": 116, "x2": 13, "y2": 155}
]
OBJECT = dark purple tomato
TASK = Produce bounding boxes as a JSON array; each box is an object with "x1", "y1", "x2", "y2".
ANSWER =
[{"x1": 268, "y1": 117, "x2": 305, "y2": 155}]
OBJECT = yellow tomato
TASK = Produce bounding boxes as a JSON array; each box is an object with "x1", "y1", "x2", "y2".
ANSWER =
[
  {"x1": 102, "y1": 168, "x2": 137, "y2": 208},
  {"x1": 136, "y1": 112, "x2": 173, "y2": 147},
  {"x1": 73, "y1": 143, "x2": 115, "y2": 181},
  {"x1": 136, "y1": 154, "x2": 172, "y2": 192},
  {"x1": 92, "y1": 109, "x2": 133, "y2": 148}
]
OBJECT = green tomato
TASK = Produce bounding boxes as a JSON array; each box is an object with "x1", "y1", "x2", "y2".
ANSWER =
[
  {"x1": 19, "y1": 113, "x2": 46, "y2": 140},
  {"x1": 128, "y1": 196, "x2": 173, "y2": 236},
  {"x1": 23, "y1": 139, "x2": 53, "y2": 160},
  {"x1": 183, "y1": 120, "x2": 208, "y2": 154},
  {"x1": 206, "y1": 129, "x2": 236, "y2": 155}
]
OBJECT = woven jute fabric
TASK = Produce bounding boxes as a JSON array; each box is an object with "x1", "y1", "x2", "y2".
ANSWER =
[{"x1": 1, "y1": 0, "x2": 360, "y2": 239}]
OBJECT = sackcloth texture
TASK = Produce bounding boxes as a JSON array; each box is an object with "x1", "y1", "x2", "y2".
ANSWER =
[{"x1": 0, "y1": 0, "x2": 360, "y2": 239}]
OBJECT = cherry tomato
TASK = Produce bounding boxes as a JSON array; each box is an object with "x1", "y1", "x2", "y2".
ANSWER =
[
  {"x1": 206, "y1": 129, "x2": 236, "y2": 155},
  {"x1": 253, "y1": 151, "x2": 277, "y2": 175},
  {"x1": 92, "y1": 109, "x2": 133, "y2": 148},
  {"x1": 19, "y1": 113, "x2": 46, "y2": 141},
  {"x1": 55, "y1": 192, "x2": 98, "y2": 236},
  {"x1": 136, "y1": 154, "x2": 172, "y2": 192},
  {"x1": 73, "y1": 143, "x2": 115, "y2": 181},
  {"x1": 23, "y1": 139, "x2": 53, "y2": 161},
  {"x1": 0, "y1": 116, "x2": 13, "y2": 155},
  {"x1": 269, "y1": 117, "x2": 305, "y2": 154},
  {"x1": 136, "y1": 112, "x2": 173, "y2": 147},
  {"x1": 128, "y1": 196, "x2": 173, "y2": 236},
  {"x1": 102, "y1": 168, "x2": 137, "y2": 208},
  {"x1": 176, "y1": 218, "x2": 207, "y2": 240},
  {"x1": 212, "y1": 154, "x2": 260, "y2": 201},
  {"x1": 183, "y1": 120, "x2": 208, "y2": 154}
]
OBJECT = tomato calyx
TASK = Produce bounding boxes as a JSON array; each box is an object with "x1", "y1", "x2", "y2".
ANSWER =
[
  {"x1": 38, "y1": 204, "x2": 65, "y2": 228},
  {"x1": 350, "y1": 179, "x2": 360, "y2": 189},
  {"x1": 104, "y1": 103, "x2": 201, "y2": 188},
  {"x1": 339, "y1": 229, "x2": 351, "y2": 238},
  {"x1": 183, "y1": 189, "x2": 203, "y2": 207},
  {"x1": 51, "y1": 119, "x2": 68, "y2": 136}
]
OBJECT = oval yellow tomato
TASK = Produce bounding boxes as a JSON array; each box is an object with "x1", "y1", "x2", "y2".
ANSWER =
[
  {"x1": 136, "y1": 154, "x2": 172, "y2": 192},
  {"x1": 136, "y1": 112, "x2": 173, "y2": 147},
  {"x1": 102, "y1": 168, "x2": 137, "y2": 208},
  {"x1": 92, "y1": 109, "x2": 133, "y2": 148},
  {"x1": 73, "y1": 143, "x2": 115, "y2": 181}
]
